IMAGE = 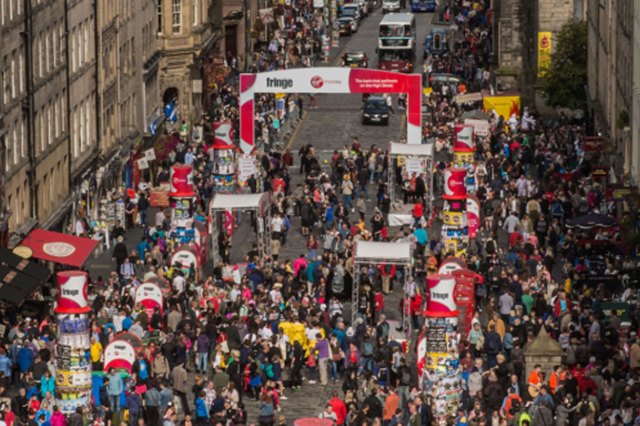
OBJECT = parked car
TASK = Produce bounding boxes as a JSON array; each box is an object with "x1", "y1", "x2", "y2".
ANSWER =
[
  {"x1": 355, "y1": 0, "x2": 369, "y2": 16},
  {"x1": 342, "y1": 51, "x2": 369, "y2": 68},
  {"x1": 362, "y1": 96, "x2": 390, "y2": 125},
  {"x1": 338, "y1": 17, "x2": 357, "y2": 35}
]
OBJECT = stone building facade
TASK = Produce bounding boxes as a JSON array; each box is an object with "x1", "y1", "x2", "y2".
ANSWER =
[
  {"x1": 157, "y1": 0, "x2": 224, "y2": 124},
  {"x1": 495, "y1": 0, "x2": 586, "y2": 103},
  {"x1": 587, "y1": 0, "x2": 637, "y2": 180},
  {"x1": 1, "y1": 0, "x2": 72, "y2": 233}
]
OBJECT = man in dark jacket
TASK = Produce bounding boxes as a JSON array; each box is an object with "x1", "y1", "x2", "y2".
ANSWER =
[
  {"x1": 364, "y1": 389, "x2": 383, "y2": 422},
  {"x1": 125, "y1": 389, "x2": 143, "y2": 425},
  {"x1": 484, "y1": 324, "x2": 502, "y2": 368}
]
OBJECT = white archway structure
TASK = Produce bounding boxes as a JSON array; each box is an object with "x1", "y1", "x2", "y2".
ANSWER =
[{"x1": 239, "y1": 68, "x2": 423, "y2": 153}]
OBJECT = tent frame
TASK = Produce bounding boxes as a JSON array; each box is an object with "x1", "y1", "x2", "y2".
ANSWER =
[
  {"x1": 387, "y1": 142, "x2": 434, "y2": 213},
  {"x1": 352, "y1": 241, "x2": 414, "y2": 336},
  {"x1": 209, "y1": 193, "x2": 271, "y2": 264}
]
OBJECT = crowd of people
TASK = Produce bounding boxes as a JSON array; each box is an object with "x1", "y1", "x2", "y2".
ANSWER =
[{"x1": 0, "y1": 1, "x2": 639, "y2": 426}]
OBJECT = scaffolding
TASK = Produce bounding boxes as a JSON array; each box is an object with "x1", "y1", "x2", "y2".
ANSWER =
[
  {"x1": 352, "y1": 240, "x2": 414, "y2": 336},
  {"x1": 208, "y1": 193, "x2": 271, "y2": 264}
]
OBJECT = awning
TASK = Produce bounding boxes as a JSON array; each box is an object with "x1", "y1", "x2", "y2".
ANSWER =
[
  {"x1": 20, "y1": 229, "x2": 99, "y2": 267},
  {"x1": 0, "y1": 265, "x2": 43, "y2": 306},
  {"x1": 0, "y1": 248, "x2": 51, "y2": 282},
  {"x1": 209, "y1": 193, "x2": 268, "y2": 211},
  {"x1": 354, "y1": 241, "x2": 412, "y2": 262},
  {"x1": 389, "y1": 142, "x2": 434, "y2": 157}
]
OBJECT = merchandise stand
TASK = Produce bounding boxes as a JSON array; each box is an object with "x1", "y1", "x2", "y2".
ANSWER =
[
  {"x1": 352, "y1": 241, "x2": 413, "y2": 335},
  {"x1": 387, "y1": 142, "x2": 434, "y2": 212},
  {"x1": 208, "y1": 193, "x2": 271, "y2": 264}
]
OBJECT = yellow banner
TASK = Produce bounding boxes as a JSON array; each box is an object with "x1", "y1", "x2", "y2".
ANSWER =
[
  {"x1": 538, "y1": 32, "x2": 552, "y2": 77},
  {"x1": 483, "y1": 95, "x2": 521, "y2": 119}
]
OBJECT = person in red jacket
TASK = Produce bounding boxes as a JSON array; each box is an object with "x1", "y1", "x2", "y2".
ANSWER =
[
  {"x1": 554, "y1": 291, "x2": 572, "y2": 319},
  {"x1": 328, "y1": 392, "x2": 347, "y2": 425},
  {"x1": 412, "y1": 202, "x2": 424, "y2": 228}
]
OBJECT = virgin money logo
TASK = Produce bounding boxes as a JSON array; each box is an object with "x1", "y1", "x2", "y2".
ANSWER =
[
  {"x1": 448, "y1": 176, "x2": 464, "y2": 190},
  {"x1": 310, "y1": 76, "x2": 324, "y2": 89}
]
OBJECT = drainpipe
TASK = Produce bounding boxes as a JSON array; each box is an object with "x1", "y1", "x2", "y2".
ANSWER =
[{"x1": 22, "y1": 0, "x2": 38, "y2": 218}]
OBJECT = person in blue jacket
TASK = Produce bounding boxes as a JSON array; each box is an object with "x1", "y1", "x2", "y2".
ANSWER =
[
  {"x1": 125, "y1": 387, "x2": 143, "y2": 426},
  {"x1": 0, "y1": 349, "x2": 12, "y2": 384},
  {"x1": 17, "y1": 344, "x2": 33, "y2": 377},
  {"x1": 195, "y1": 390, "x2": 209, "y2": 425},
  {"x1": 40, "y1": 370, "x2": 55, "y2": 398}
]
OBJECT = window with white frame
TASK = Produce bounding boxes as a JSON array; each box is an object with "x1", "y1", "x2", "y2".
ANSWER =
[
  {"x1": 47, "y1": 102, "x2": 52, "y2": 146},
  {"x1": 84, "y1": 23, "x2": 89, "y2": 62},
  {"x1": 40, "y1": 110, "x2": 45, "y2": 151},
  {"x1": 157, "y1": 0, "x2": 163, "y2": 33},
  {"x1": 12, "y1": 124, "x2": 18, "y2": 166},
  {"x1": 10, "y1": 54, "x2": 15, "y2": 99},
  {"x1": 19, "y1": 52, "x2": 24, "y2": 94},
  {"x1": 45, "y1": 31, "x2": 50, "y2": 74},
  {"x1": 193, "y1": 0, "x2": 199, "y2": 26},
  {"x1": 38, "y1": 36, "x2": 43, "y2": 78},
  {"x1": 20, "y1": 119, "x2": 25, "y2": 158},
  {"x1": 73, "y1": 108, "x2": 78, "y2": 157},
  {"x1": 172, "y1": 0, "x2": 182, "y2": 33},
  {"x1": 61, "y1": 92, "x2": 66, "y2": 132},
  {"x1": 85, "y1": 98, "x2": 91, "y2": 147},
  {"x1": 54, "y1": 97, "x2": 59, "y2": 138}
]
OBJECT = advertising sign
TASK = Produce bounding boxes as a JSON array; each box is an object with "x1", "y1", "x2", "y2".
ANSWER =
[
  {"x1": 437, "y1": 257, "x2": 467, "y2": 275},
  {"x1": 56, "y1": 370, "x2": 92, "y2": 388},
  {"x1": 134, "y1": 283, "x2": 164, "y2": 314},
  {"x1": 56, "y1": 271, "x2": 90, "y2": 314},
  {"x1": 425, "y1": 275, "x2": 458, "y2": 317},
  {"x1": 169, "y1": 165, "x2": 195, "y2": 197},
  {"x1": 443, "y1": 168, "x2": 467, "y2": 200},
  {"x1": 464, "y1": 118, "x2": 490, "y2": 136},
  {"x1": 483, "y1": 95, "x2": 521, "y2": 119},
  {"x1": 466, "y1": 195, "x2": 480, "y2": 239},
  {"x1": 452, "y1": 151, "x2": 475, "y2": 166},
  {"x1": 537, "y1": 32, "x2": 552, "y2": 77},
  {"x1": 237, "y1": 154, "x2": 258, "y2": 186},
  {"x1": 149, "y1": 190, "x2": 170, "y2": 207},
  {"x1": 240, "y1": 68, "x2": 422, "y2": 153},
  {"x1": 453, "y1": 124, "x2": 475, "y2": 152},
  {"x1": 405, "y1": 156, "x2": 426, "y2": 176},
  {"x1": 213, "y1": 121, "x2": 234, "y2": 146},
  {"x1": 442, "y1": 211, "x2": 466, "y2": 227},
  {"x1": 104, "y1": 340, "x2": 136, "y2": 372}
]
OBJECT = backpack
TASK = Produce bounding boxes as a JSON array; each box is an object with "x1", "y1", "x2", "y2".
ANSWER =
[
  {"x1": 362, "y1": 341, "x2": 374, "y2": 357},
  {"x1": 401, "y1": 368, "x2": 411, "y2": 385},
  {"x1": 377, "y1": 321, "x2": 390, "y2": 339},
  {"x1": 264, "y1": 363, "x2": 275, "y2": 379}
]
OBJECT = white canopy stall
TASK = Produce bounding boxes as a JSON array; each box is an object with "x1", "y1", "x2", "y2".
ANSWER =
[
  {"x1": 388, "y1": 142, "x2": 434, "y2": 212},
  {"x1": 208, "y1": 193, "x2": 271, "y2": 264},
  {"x1": 353, "y1": 240, "x2": 414, "y2": 335}
]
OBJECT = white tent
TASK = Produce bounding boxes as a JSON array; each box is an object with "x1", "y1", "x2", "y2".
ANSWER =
[
  {"x1": 208, "y1": 193, "x2": 271, "y2": 263},
  {"x1": 354, "y1": 241, "x2": 412, "y2": 262},
  {"x1": 389, "y1": 142, "x2": 434, "y2": 157},
  {"x1": 352, "y1": 240, "x2": 413, "y2": 334},
  {"x1": 209, "y1": 193, "x2": 267, "y2": 210}
]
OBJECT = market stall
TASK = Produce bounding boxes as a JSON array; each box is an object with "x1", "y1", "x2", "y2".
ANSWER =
[
  {"x1": 387, "y1": 142, "x2": 434, "y2": 212},
  {"x1": 353, "y1": 241, "x2": 413, "y2": 334},
  {"x1": 208, "y1": 193, "x2": 271, "y2": 264}
]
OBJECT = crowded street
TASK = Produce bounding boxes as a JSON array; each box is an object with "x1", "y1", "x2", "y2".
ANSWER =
[{"x1": 1, "y1": 1, "x2": 640, "y2": 426}]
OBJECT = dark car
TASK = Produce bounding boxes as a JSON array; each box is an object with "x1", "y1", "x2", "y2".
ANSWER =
[
  {"x1": 342, "y1": 51, "x2": 368, "y2": 68},
  {"x1": 423, "y1": 28, "x2": 448, "y2": 59},
  {"x1": 362, "y1": 96, "x2": 390, "y2": 125}
]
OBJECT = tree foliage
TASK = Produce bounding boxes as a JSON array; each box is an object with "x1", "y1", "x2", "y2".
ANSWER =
[{"x1": 541, "y1": 20, "x2": 588, "y2": 110}]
